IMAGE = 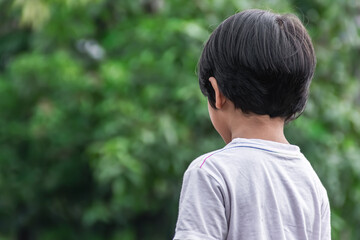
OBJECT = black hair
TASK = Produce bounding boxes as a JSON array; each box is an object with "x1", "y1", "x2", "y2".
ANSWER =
[{"x1": 198, "y1": 9, "x2": 316, "y2": 121}]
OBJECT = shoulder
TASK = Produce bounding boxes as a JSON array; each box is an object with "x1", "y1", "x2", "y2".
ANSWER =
[
  {"x1": 187, "y1": 142, "x2": 267, "y2": 174},
  {"x1": 184, "y1": 144, "x2": 256, "y2": 187},
  {"x1": 186, "y1": 142, "x2": 266, "y2": 174},
  {"x1": 184, "y1": 148, "x2": 231, "y2": 187},
  {"x1": 186, "y1": 147, "x2": 228, "y2": 170}
]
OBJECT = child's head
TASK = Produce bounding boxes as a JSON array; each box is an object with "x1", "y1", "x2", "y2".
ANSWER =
[{"x1": 198, "y1": 9, "x2": 316, "y2": 122}]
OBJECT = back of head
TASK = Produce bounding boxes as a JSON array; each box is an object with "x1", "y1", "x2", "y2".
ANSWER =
[{"x1": 198, "y1": 9, "x2": 316, "y2": 121}]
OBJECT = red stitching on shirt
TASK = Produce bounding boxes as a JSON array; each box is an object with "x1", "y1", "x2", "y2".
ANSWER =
[{"x1": 199, "y1": 151, "x2": 219, "y2": 168}]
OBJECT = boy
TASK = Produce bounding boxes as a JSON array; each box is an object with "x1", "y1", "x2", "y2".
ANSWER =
[{"x1": 173, "y1": 9, "x2": 331, "y2": 240}]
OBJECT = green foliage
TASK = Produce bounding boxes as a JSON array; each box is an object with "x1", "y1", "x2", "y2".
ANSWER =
[{"x1": 0, "y1": 0, "x2": 359, "y2": 239}]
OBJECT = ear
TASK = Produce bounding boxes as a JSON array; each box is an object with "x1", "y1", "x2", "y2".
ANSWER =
[{"x1": 209, "y1": 77, "x2": 226, "y2": 109}]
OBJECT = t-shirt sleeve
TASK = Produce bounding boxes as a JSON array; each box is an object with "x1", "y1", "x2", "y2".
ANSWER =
[
  {"x1": 173, "y1": 168, "x2": 227, "y2": 240},
  {"x1": 321, "y1": 191, "x2": 331, "y2": 239}
]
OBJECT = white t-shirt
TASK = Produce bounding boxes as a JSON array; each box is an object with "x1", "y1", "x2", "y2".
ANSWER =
[{"x1": 174, "y1": 138, "x2": 331, "y2": 240}]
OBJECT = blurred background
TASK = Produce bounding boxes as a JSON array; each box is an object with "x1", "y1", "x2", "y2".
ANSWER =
[{"x1": 0, "y1": 0, "x2": 359, "y2": 239}]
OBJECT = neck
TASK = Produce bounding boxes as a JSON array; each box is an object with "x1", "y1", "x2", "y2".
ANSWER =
[{"x1": 224, "y1": 112, "x2": 288, "y2": 145}]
